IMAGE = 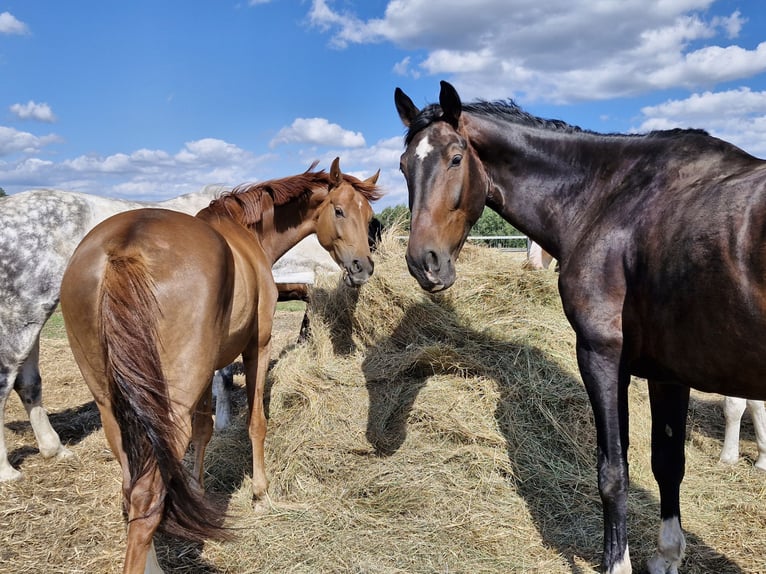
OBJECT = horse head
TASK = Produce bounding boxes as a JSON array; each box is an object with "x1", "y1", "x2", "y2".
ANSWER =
[
  {"x1": 315, "y1": 157, "x2": 379, "y2": 287},
  {"x1": 395, "y1": 81, "x2": 488, "y2": 292}
]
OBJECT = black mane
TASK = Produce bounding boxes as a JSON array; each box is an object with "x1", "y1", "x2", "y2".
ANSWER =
[
  {"x1": 405, "y1": 99, "x2": 586, "y2": 146},
  {"x1": 405, "y1": 99, "x2": 715, "y2": 146}
]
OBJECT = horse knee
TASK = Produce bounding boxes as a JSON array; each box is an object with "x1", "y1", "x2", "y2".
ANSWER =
[{"x1": 13, "y1": 368, "x2": 42, "y2": 405}]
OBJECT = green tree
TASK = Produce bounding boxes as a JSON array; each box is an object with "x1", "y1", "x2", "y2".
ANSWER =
[
  {"x1": 0, "y1": 187, "x2": 6, "y2": 198},
  {"x1": 376, "y1": 204, "x2": 411, "y2": 231},
  {"x1": 377, "y1": 204, "x2": 519, "y2": 236},
  {"x1": 472, "y1": 207, "x2": 520, "y2": 236}
]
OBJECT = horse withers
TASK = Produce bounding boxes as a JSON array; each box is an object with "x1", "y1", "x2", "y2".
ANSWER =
[
  {"x1": 60, "y1": 158, "x2": 380, "y2": 573},
  {"x1": 395, "y1": 81, "x2": 766, "y2": 574}
]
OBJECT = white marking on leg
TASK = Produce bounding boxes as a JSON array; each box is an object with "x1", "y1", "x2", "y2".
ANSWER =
[
  {"x1": 646, "y1": 517, "x2": 685, "y2": 574},
  {"x1": 28, "y1": 405, "x2": 72, "y2": 459},
  {"x1": 0, "y1": 378, "x2": 23, "y2": 481},
  {"x1": 415, "y1": 135, "x2": 433, "y2": 160},
  {"x1": 608, "y1": 545, "x2": 632, "y2": 574},
  {"x1": 747, "y1": 399, "x2": 766, "y2": 471},
  {"x1": 144, "y1": 540, "x2": 165, "y2": 574},
  {"x1": 720, "y1": 396, "x2": 746, "y2": 465}
]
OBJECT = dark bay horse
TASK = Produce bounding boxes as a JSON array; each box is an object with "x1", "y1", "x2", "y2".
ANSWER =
[
  {"x1": 395, "y1": 81, "x2": 766, "y2": 574},
  {"x1": 60, "y1": 158, "x2": 380, "y2": 573}
]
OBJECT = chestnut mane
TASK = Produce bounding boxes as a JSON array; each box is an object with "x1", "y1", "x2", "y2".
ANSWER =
[{"x1": 207, "y1": 163, "x2": 382, "y2": 226}]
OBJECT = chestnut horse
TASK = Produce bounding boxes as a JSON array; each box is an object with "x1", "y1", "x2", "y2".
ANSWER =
[
  {"x1": 395, "y1": 81, "x2": 766, "y2": 574},
  {"x1": 60, "y1": 158, "x2": 380, "y2": 573}
]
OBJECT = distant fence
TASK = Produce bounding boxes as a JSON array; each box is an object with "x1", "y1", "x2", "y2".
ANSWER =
[
  {"x1": 395, "y1": 235, "x2": 530, "y2": 253},
  {"x1": 465, "y1": 235, "x2": 529, "y2": 252}
]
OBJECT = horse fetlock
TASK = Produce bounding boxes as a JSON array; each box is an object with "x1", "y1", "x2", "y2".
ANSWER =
[
  {"x1": 48, "y1": 444, "x2": 74, "y2": 460},
  {"x1": 0, "y1": 461, "x2": 22, "y2": 482},
  {"x1": 646, "y1": 553, "x2": 680, "y2": 574},
  {"x1": 606, "y1": 545, "x2": 631, "y2": 574},
  {"x1": 647, "y1": 518, "x2": 685, "y2": 574}
]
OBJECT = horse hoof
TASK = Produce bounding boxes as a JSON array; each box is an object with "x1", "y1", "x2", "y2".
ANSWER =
[
  {"x1": 251, "y1": 498, "x2": 271, "y2": 515},
  {"x1": 41, "y1": 445, "x2": 74, "y2": 460},
  {"x1": 647, "y1": 554, "x2": 680, "y2": 574},
  {"x1": 0, "y1": 466, "x2": 23, "y2": 482}
]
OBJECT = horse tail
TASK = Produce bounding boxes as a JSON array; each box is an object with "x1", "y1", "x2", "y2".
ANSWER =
[{"x1": 99, "y1": 253, "x2": 228, "y2": 542}]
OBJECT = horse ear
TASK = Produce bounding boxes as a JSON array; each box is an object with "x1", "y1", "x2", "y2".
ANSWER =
[
  {"x1": 365, "y1": 169, "x2": 380, "y2": 185},
  {"x1": 330, "y1": 157, "x2": 342, "y2": 187},
  {"x1": 395, "y1": 87, "x2": 419, "y2": 128},
  {"x1": 439, "y1": 81, "x2": 462, "y2": 128}
]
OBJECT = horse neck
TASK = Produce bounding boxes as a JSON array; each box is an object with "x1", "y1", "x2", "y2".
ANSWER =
[
  {"x1": 467, "y1": 114, "x2": 632, "y2": 260},
  {"x1": 254, "y1": 196, "x2": 323, "y2": 265}
]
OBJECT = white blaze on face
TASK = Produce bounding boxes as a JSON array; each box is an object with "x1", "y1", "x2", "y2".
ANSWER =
[{"x1": 415, "y1": 136, "x2": 433, "y2": 161}]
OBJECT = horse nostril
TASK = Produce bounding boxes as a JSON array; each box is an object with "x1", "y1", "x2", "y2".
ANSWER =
[
  {"x1": 425, "y1": 250, "x2": 440, "y2": 273},
  {"x1": 352, "y1": 259, "x2": 363, "y2": 274}
]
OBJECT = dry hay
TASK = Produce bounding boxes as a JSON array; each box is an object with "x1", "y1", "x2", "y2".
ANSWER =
[{"x1": 2, "y1": 228, "x2": 766, "y2": 573}]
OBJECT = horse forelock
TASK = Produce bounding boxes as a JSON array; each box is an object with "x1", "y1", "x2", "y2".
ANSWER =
[{"x1": 341, "y1": 173, "x2": 383, "y2": 203}]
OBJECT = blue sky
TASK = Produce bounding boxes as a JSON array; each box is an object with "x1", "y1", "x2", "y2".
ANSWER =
[{"x1": 2, "y1": 1, "x2": 765, "y2": 211}]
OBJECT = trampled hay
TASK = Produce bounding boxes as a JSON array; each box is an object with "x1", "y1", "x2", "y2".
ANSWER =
[{"x1": 2, "y1": 228, "x2": 765, "y2": 572}]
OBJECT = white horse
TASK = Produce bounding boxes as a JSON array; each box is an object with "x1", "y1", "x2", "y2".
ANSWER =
[
  {"x1": 0, "y1": 187, "x2": 222, "y2": 481},
  {"x1": 720, "y1": 397, "x2": 766, "y2": 471}
]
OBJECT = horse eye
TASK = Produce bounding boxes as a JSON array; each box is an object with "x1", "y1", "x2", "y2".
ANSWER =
[
  {"x1": 334, "y1": 206, "x2": 345, "y2": 218},
  {"x1": 450, "y1": 154, "x2": 462, "y2": 167}
]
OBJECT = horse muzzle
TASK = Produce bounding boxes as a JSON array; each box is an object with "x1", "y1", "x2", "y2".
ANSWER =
[
  {"x1": 342, "y1": 256, "x2": 374, "y2": 287},
  {"x1": 405, "y1": 249, "x2": 456, "y2": 292}
]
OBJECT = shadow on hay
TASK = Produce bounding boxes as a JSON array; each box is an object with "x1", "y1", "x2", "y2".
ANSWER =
[{"x1": 342, "y1": 295, "x2": 745, "y2": 574}]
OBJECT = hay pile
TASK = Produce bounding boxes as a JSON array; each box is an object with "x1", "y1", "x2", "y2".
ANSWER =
[{"x1": 2, "y1": 228, "x2": 766, "y2": 573}]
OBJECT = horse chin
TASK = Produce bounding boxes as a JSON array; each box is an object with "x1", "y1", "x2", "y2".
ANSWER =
[
  {"x1": 407, "y1": 261, "x2": 455, "y2": 292},
  {"x1": 342, "y1": 270, "x2": 369, "y2": 288}
]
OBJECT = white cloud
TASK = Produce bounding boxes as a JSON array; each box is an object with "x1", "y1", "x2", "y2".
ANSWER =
[
  {"x1": 636, "y1": 88, "x2": 766, "y2": 157},
  {"x1": 270, "y1": 118, "x2": 366, "y2": 148},
  {"x1": 0, "y1": 137, "x2": 270, "y2": 200},
  {"x1": 309, "y1": 0, "x2": 766, "y2": 103},
  {"x1": 10, "y1": 101, "x2": 57, "y2": 123},
  {"x1": 0, "y1": 126, "x2": 61, "y2": 156},
  {"x1": 0, "y1": 12, "x2": 28, "y2": 35}
]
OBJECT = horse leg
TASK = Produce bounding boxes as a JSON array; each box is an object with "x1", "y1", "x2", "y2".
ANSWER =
[
  {"x1": 15, "y1": 338, "x2": 72, "y2": 461},
  {"x1": 720, "y1": 396, "x2": 746, "y2": 465},
  {"x1": 95, "y1": 398, "x2": 163, "y2": 574},
  {"x1": 747, "y1": 400, "x2": 766, "y2": 471},
  {"x1": 646, "y1": 381, "x2": 689, "y2": 574},
  {"x1": 244, "y1": 293, "x2": 276, "y2": 504},
  {"x1": 191, "y1": 385, "x2": 214, "y2": 486},
  {"x1": 0, "y1": 365, "x2": 22, "y2": 481},
  {"x1": 576, "y1": 339, "x2": 631, "y2": 574},
  {"x1": 212, "y1": 364, "x2": 234, "y2": 431},
  {"x1": 123, "y1": 467, "x2": 166, "y2": 574},
  {"x1": 297, "y1": 310, "x2": 310, "y2": 343},
  {"x1": 244, "y1": 338, "x2": 272, "y2": 503}
]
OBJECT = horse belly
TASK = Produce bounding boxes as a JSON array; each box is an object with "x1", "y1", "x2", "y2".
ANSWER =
[{"x1": 633, "y1": 292, "x2": 766, "y2": 398}]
